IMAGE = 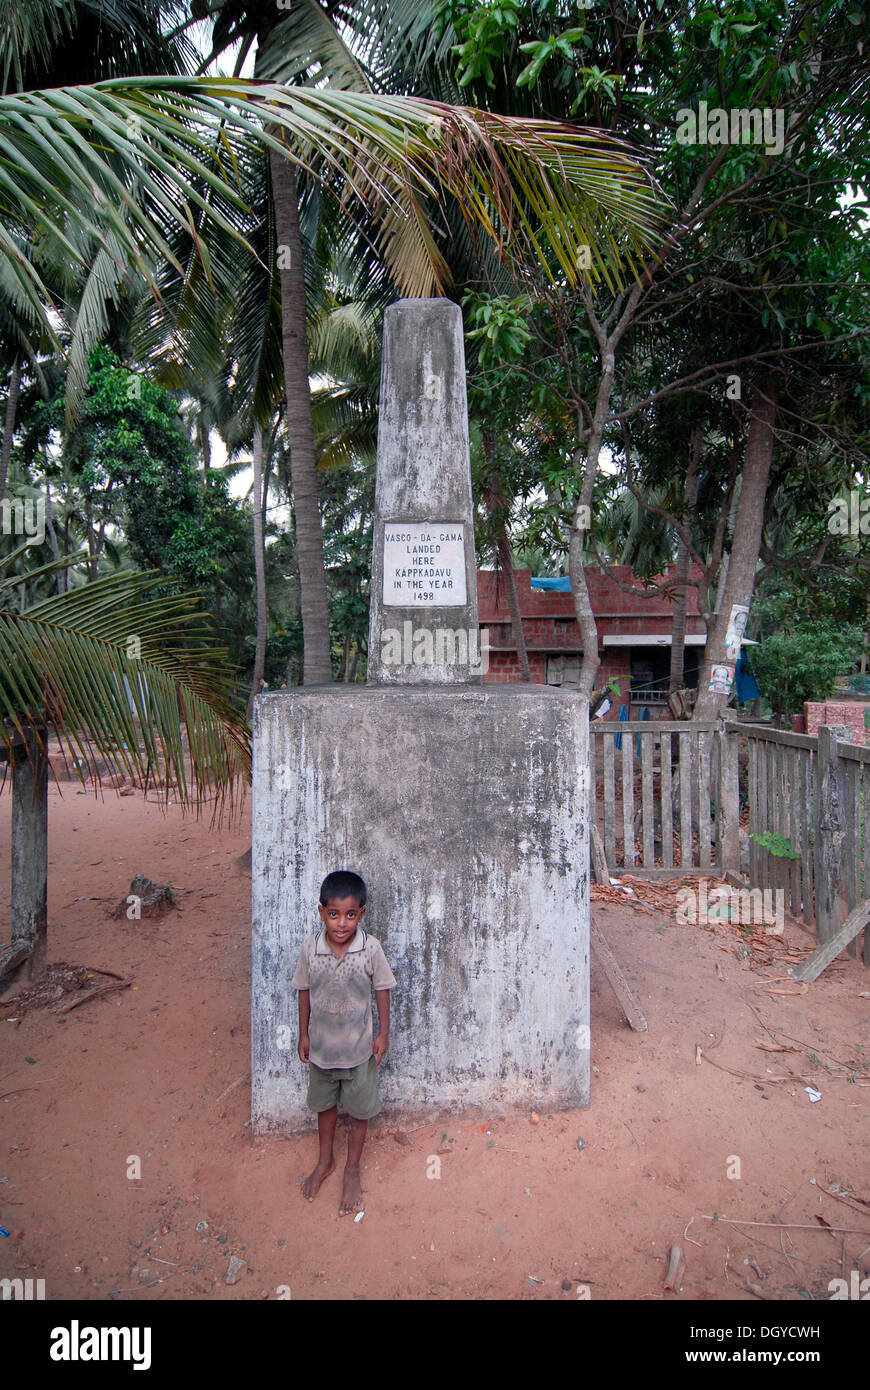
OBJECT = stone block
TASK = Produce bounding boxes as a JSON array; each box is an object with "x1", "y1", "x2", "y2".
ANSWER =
[{"x1": 251, "y1": 684, "x2": 589, "y2": 1131}]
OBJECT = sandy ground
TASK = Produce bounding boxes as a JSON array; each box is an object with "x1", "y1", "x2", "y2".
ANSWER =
[{"x1": 1, "y1": 781, "x2": 869, "y2": 1302}]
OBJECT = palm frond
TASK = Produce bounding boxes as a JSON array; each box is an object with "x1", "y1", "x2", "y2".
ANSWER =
[
  {"x1": 0, "y1": 74, "x2": 665, "y2": 323},
  {"x1": 0, "y1": 570, "x2": 251, "y2": 815},
  {"x1": 255, "y1": 0, "x2": 374, "y2": 92}
]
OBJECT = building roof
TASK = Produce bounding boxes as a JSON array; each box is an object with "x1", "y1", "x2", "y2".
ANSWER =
[{"x1": 477, "y1": 566, "x2": 707, "y2": 644}]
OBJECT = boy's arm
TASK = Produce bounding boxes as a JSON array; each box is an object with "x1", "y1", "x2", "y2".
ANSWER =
[
  {"x1": 372, "y1": 989, "x2": 390, "y2": 1065},
  {"x1": 297, "y1": 989, "x2": 311, "y2": 1062}
]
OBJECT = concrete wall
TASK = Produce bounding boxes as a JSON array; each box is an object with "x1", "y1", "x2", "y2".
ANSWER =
[{"x1": 251, "y1": 684, "x2": 589, "y2": 1131}]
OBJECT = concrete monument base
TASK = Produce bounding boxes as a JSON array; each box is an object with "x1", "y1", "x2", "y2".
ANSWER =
[{"x1": 251, "y1": 684, "x2": 589, "y2": 1132}]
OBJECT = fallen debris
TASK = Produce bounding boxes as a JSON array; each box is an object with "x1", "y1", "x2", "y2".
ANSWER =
[
  {"x1": 591, "y1": 915, "x2": 648, "y2": 1032},
  {"x1": 664, "y1": 1244, "x2": 686, "y2": 1292},
  {"x1": 789, "y1": 901, "x2": 870, "y2": 983},
  {"x1": 52, "y1": 978, "x2": 132, "y2": 1014},
  {"x1": 0, "y1": 963, "x2": 128, "y2": 1018},
  {"x1": 111, "y1": 875, "x2": 176, "y2": 920},
  {"x1": 700, "y1": 1215, "x2": 870, "y2": 1235},
  {"x1": 744, "y1": 1280, "x2": 774, "y2": 1300}
]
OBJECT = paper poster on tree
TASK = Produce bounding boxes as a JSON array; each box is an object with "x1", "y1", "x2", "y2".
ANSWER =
[
  {"x1": 724, "y1": 605, "x2": 749, "y2": 661},
  {"x1": 709, "y1": 664, "x2": 735, "y2": 696}
]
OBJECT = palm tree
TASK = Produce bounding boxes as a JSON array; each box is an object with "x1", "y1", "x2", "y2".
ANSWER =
[
  {"x1": 0, "y1": 562, "x2": 251, "y2": 986},
  {"x1": 1, "y1": 3, "x2": 664, "y2": 980},
  {"x1": 164, "y1": 0, "x2": 665, "y2": 682}
]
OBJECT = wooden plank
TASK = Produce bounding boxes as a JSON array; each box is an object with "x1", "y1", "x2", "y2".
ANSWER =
[
  {"x1": 788, "y1": 748, "x2": 800, "y2": 921},
  {"x1": 767, "y1": 737, "x2": 776, "y2": 899},
  {"x1": 603, "y1": 735, "x2": 616, "y2": 872},
  {"x1": 698, "y1": 729, "x2": 712, "y2": 871},
  {"x1": 863, "y1": 766, "x2": 870, "y2": 903},
  {"x1": 590, "y1": 915, "x2": 648, "y2": 1031},
  {"x1": 754, "y1": 738, "x2": 764, "y2": 892},
  {"x1": 597, "y1": 720, "x2": 716, "y2": 733},
  {"x1": 608, "y1": 867, "x2": 706, "y2": 878},
  {"x1": 0, "y1": 940, "x2": 31, "y2": 993},
  {"x1": 800, "y1": 748, "x2": 813, "y2": 926},
  {"x1": 716, "y1": 727, "x2": 739, "y2": 874},
  {"x1": 847, "y1": 760, "x2": 860, "y2": 956},
  {"x1": 749, "y1": 735, "x2": 758, "y2": 886},
  {"x1": 679, "y1": 731, "x2": 692, "y2": 868},
  {"x1": 834, "y1": 741, "x2": 870, "y2": 765},
  {"x1": 622, "y1": 736, "x2": 635, "y2": 869},
  {"x1": 641, "y1": 731, "x2": 654, "y2": 867},
  {"x1": 812, "y1": 731, "x2": 823, "y2": 936},
  {"x1": 756, "y1": 739, "x2": 767, "y2": 894},
  {"x1": 790, "y1": 901, "x2": 870, "y2": 983},
  {"x1": 734, "y1": 726, "x2": 817, "y2": 750},
  {"x1": 724, "y1": 723, "x2": 817, "y2": 751},
  {"x1": 815, "y1": 726, "x2": 850, "y2": 945},
  {"x1": 590, "y1": 822, "x2": 610, "y2": 887},
  {"x1": 660, "y1": 731, "x2": 674, "y2": 871},
  {"x1": 863, "y1": 768, "x2": 870, "y2": 964},
  {"x1": 778, "y1": 745, "x2": 789, "y2": 917}
]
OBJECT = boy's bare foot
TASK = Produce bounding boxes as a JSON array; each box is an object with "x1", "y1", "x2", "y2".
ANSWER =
[
  {"x1": 339, "y1": 1164, "x2": 363, "y2": 1216},
  {"x1": 301, "y1": 1158, "x2": 335, "y2": 1201}
]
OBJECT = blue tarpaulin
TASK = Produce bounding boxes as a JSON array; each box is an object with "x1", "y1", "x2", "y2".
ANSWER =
[
  {"x1": 735, "y1": 649, "x2": 761, "y2": 704},
  {"x1": 614, "y1": 703, "x2": 629, "y2": 750},
  {"x1": 636, "y1": 702, "x2": 650, "y2": 756},
  {"x1": 530, "y1": 576, "x2": 572, "y2": 591}
]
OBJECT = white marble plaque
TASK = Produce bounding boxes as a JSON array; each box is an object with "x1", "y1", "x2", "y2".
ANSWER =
[{"x1": 383, "y1": 522, "x2": 467, "y2": 606}]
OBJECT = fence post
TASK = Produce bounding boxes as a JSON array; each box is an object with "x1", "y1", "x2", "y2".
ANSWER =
[
  {"x1": 814, "y1": 725, "x2": 849, "y2": 944},
  {"x1": 716, "y1": 722, "x2": 740, "y2": 875}
]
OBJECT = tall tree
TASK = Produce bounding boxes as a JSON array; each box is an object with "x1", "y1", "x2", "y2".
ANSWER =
[{"x1": 186, "y1": 0, "x2": 665, "y2": 682}]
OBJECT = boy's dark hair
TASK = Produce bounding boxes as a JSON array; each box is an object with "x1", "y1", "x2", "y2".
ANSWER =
[{"x1": 319, "y1": 870, "x2": 367, "y2": 907}]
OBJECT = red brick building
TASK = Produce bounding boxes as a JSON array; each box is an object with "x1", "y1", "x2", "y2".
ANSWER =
[{"x1": 478, "y1": 566, "x2": 708, "y2": 716}]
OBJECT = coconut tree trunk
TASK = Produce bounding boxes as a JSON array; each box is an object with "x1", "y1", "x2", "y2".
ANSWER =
[
  {"x1": 483, "y1": 436, "x2": 531, "y2": 681},
  {"x1": 10, "y1": 728, "x2": 48, "y2": 982},
  {"x1": 0, "y1": 355, "x2": 21, "y2": 503},
  {"x1": 694, "y1": 373, "x2": 779, "y2": 720},
  {"x1": 248, "y1": 423, "x2": 268, "y2": 721},
  {"x1": 44, "y1": 481, "x2": 66, "y2": 596},
  {"x1": 669, "y1": 425, "x2": 702, "y2": 692},
  {"x1": 268, "y1": 145, "x2": 333, "y2": 686},
  {"x1": 199, "y1": 415, "x2": 212, "y2": 474}
]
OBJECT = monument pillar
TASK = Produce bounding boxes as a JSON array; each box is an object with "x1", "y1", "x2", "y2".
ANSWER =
[
  {"x1": 368, "y1": 299, "x2": 482, "y2": 684},
  {"x1": 251, "y1": 299, "x2": 590, "y2": 1132}
]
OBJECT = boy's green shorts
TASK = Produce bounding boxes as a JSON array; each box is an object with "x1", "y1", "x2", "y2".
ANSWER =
[{"x1": 306, "y1": 1056, "x2": 380, "y2": 1119}]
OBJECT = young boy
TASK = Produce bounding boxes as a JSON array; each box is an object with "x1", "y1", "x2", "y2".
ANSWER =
[{"x1": 292, "y1": 870, "x2": 396, "y2": 1215}]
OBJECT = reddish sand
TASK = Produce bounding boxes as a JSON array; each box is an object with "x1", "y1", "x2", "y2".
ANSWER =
[{"x1": 1, "y1": 783, "x2": 869, "y2": 1301}]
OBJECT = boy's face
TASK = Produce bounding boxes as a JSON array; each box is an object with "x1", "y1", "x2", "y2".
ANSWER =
[{"x1": 318, "y1": 894, "x2": 365, "y2": 946}]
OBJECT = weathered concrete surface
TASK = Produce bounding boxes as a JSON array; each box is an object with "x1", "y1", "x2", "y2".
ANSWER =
[
  {"x1": 367, "y1": 298, "x2": 481, "y2": 684},
  {"x1": 251, "y1": 684, "x2": 589, "y2": 1132}
]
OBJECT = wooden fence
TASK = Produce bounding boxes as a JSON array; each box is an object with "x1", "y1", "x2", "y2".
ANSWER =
[
  {"x1": 727, "y1": 719, "x2": 870, "y2": 960},
  {"x1": 589, "y1": 720, "x2": 729, "y2": 877},
  {"x1": 590, "y1": 713, "x2": 869, "y2": 962},
  {"x1": 727, "y1": 721, "x2": 817, "y2": 928}
]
